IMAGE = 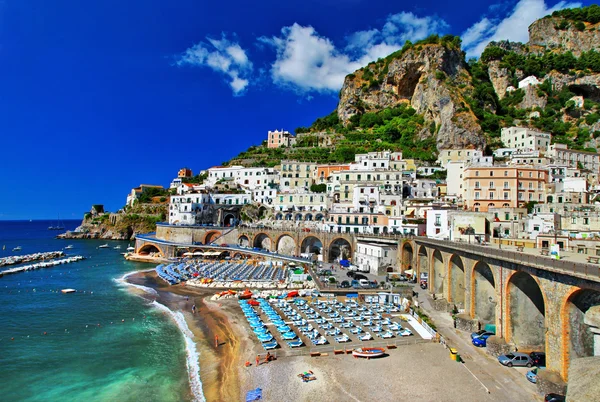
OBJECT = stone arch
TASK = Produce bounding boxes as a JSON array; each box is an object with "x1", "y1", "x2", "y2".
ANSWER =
[
  {"x1": 506, "y1": 271, "x2": 547, "y2": 351},
  {"x1": 204, "y1": 231, "x2": 222, "y2": 244},
  {"x1": 138, "y1": 244, "x2": 163, "y2": 257},
  {"x1": 285, "y1": 213, "x2": 293, "y2": 221},
  {"x1": 253, "y1": 233, "x2": 272, "y2": 250},
  {"x1": 276, "y1": 234, "x2": 296, "y2": 255},
  {"x1": 448, "y1": 254, "x2": 465, "y2": 308},
  {"x1": 417, "y1": 246, "x2": 428, "y2": 279},
  {"x1": 223, "y1": 213, "x2": 236, "y2": 227},
  {"x1": 238, "y1": 235, "x2": 249, "y2": 247},
  {"x1": 430, "y1": 249, "x2": 445, "y2": 295},
  {"x1": 305, "y1": 213, "x2": 313, "y2": 221},
  {"x1": 258, "y1": 206, "x2": 268, "y2": 219},
  {"x1": 300, "y1": 236, "x2": 323, "y2": 255},
  {"x1": 328, "y1": 238, "x2": 352, "y2": 263},
  {"x1": 315, "y1": 213, "x2": 324, "y2": 221},
  {"x1": 401, "y1": 242, "x2": 414, "y2": 272},
  {"x1": 560, "y1": 288, "x2": 600, "y2": 379},
  {"x1": 294, "y1": 213, "x2": 303, "y2": 221},
  {"x1": 470, "y1": 261, "x2": 497, "y2": 325},
  {"x1": 275, "y1": 213, "x2": 283, "y2": 220}
]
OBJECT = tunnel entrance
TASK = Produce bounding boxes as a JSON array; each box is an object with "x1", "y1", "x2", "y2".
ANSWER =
[
  {"x1": 329, "y1": 238, "x2": 352, "y2": 263},
  {"x1": 402, "y1": 243, "x2": 413, "y2": 272}
]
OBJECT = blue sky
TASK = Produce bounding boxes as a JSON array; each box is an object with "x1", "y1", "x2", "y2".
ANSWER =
[{"x1": 0, "y1": 0, "x2": 590, "y2": 220}]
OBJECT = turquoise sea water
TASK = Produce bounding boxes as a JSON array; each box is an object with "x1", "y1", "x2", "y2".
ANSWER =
[{"x1": 0, "y1": 221, "x2": 194, "y2": 402}]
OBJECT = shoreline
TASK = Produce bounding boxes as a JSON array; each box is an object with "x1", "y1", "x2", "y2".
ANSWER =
[{"x1": 125, "y1": 270, "x2": 247, "y2": 402}]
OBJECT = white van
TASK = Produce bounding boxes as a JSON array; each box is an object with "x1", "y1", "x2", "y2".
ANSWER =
[
  {"x1": 358, "y1": 279, "x2": 370, "y2": 288},
  {"x1": 358, "y1": 265, "x2": 370, "y2": 273},
  {"x1": 348, "y1": 264, "x2": 359, "y2": 271}
]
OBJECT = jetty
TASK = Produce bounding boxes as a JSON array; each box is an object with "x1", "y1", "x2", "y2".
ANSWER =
[
  {"x1": 0, "y1": 256, "x2": 85, "y2": 276},
  {"x1": 0, "y1": 251, "x2": 65, "y2": 268}
]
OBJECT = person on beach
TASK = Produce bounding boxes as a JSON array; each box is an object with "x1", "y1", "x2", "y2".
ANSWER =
[
  {"x1": 256, "y1": 355, "x2": 260, "y2": 367},
  {"x1": 192, "y1": 304, "x2": 196, "y2": 314},
  {"x1": 215, "y1": 334, "x2": 219, "y2": 348}
]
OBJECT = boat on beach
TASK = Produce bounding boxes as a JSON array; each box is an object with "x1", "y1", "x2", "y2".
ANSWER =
[{"x1": 352, "y1": 347, "x2": 385, "y2": 359}]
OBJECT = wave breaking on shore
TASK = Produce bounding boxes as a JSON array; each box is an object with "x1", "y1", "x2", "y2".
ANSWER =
[
  {"x1": 151, "y1": 300, "x2": 206, "y2": 402},
  {"x1": 114, "y1": 269, "x2": 158, "y2": 296}
]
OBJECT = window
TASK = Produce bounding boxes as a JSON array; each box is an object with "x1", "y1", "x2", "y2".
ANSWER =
[
  {"x1": 475, "y1": 181, "x2": 480, "y2": 189},
  {"x1": 475, "y1": 171, "x2": 479, "y2": 177},
  {"x1": 504, "y1": 192, "x2": 509, "y2": 200},
  {"x1": 489, "y1": 192, "x2": 494, "y2": 199},
  {"x1": 489, "y1": 181, "x2": 494, "y2": 189},
  {"x1": 490, "y1": 171, "x2": 494, "y2": 176},
  {"x1": 504, "y1": 181, "x2": 509, "y2": 189},
  {"x1": 572, "y1": 217, "x2": 577, "y2": 224},
  {"x1": 475, "y1": 192, "x2": 480, "y2": 199},
  {"x1": 584, "y1": 218, "x2": 589, "y2": 225}
]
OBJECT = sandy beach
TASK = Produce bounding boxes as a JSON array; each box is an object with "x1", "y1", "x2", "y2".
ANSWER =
[{"x1": 128, "y1": 271, "x2": 529, "y2": 402}]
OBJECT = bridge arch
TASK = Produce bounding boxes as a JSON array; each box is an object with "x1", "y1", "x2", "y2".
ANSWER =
[
  {"x1": 328, "y1": 238, "x2": 352, "y2": 263},
  {"x1": 253, "y1": 233, "x2": 273, "y2": 250},
  {"x1": 448, "y1": 254, "x2": 465, "y2": 308},
  {"x1": 470, "y1": 261, "x2": 497, "y2": 325},
  {"x1": 430, "y1": 250, "x2": 445, "y2": 294},
  {"x1": 560, "y1": 288, "x2": 600, "y2": 379},
  {"x1": 506, "y1": 271, "x2": 547, "y2": 351},
  {"x1": 300, "y1": 236, "x2": 323, "y2": 255},
  {"x1": 204, "y1": 231, "x2": 222, "y2": 244},
  {"x1": 138, "y1": 244, "x2": 163, "y2": 257},
  {"x1": 238, "y1": 235, "x2": 249, "y2": 247},
  {"x1": 401, "y1": 242, "x2": 413, "y2": 272},
  {"x1": 417, "y1": 246, "x2": 427, "y2": 279},
  {"x1": 276, "y1": 234, "x2": 296, "y2": 255}
]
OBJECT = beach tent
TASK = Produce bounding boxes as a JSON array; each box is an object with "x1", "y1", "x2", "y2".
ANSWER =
[
  {"x1": 246, "y1": 388, "x2": 262, "y2": 401},
  {"x1": 339, "y1": 259, "x2": 350, "y2": 267}
]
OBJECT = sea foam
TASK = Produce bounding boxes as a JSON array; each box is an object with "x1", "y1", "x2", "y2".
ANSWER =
[
  {"x1": 151, "y1": 300, "x2": 206, "y2": 402},
  {"x1": 114, "y1": 269, "x2": 158, "y2": 296}
]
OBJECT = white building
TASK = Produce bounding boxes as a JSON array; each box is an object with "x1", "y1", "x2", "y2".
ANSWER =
[
  {"x1": 235, "y1": 167, "x2": 278, "y2": 190},
  {"x1": 354, "y1": 242, "x2": 397, "y2": 274},
  {"x1": 518, "y1": 76, "x2": 541, "y2": 89},
  {"x1": 501, "y1": 127, "x2": 551, "y2": 152},
  {"x1": 206, "y1": 166, "x2": 243, "y2": 186},
  {"x1": 436, "y1": 149, "x2": 484, "y2": 168},
  {"x1": 353, "y1": 151, "x2": 403, "y2": 170},
  {"x1": 526, "y1": 213, "x2": 556, "y2": 239},
  {"x1": 547, "y1": 143, "x2": 600, "y2": 173},
  {"x1": 493, "y1": 148, "x2": 518, "y2": 158},
  {"x1": 252, "y1": 188, "x2": 277, "y2": 205},
  {"x1": 417, "y1": 166, "x2": 445, "y2": 176},
  {"x1": 446, "y1": 161, "x2": 466, "y2": 197},
  {"x1": 168, "y1": 193, "x2": 250, "y2": 225},
  {"x1": 426, "y1": 209, "x2": 450, "y2": 239}
]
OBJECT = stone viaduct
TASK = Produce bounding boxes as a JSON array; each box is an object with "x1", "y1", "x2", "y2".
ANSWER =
[{"x1": 135, "y1": 224, "x2": 600, "y2": 382}]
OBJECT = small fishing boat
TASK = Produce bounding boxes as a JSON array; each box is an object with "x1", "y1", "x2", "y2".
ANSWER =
[
  {"x1": 114, "y1": 245, "x2": 121, "y2": 250},
  {"x1": 99, "y1": 244, "x2": 109, "y2": 249},
  {"x1": 64, "y1": 245, "x2": 74, "y2": 250},
  {"x1": 13, "y1": 246, "x2": 22, "y2": 251},
  {"x1": 352, "y1": 347, "x2": 385, "y2": 359},
  {"x1": 61, "y1": 289, "x2": 76, "y2": 294}
]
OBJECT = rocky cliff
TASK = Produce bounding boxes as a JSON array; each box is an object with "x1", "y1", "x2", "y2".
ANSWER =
[
  {"x1": 528, "y1": 16, "x2": 600, "y2": 56},
  {"x1": 337, "y1": 43, "x2": 485, "y2": 150}
]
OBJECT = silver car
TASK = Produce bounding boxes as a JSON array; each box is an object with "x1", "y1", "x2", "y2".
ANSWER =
[{"x1": 498, "y1": 352, "x2": 533, "y2": 367}]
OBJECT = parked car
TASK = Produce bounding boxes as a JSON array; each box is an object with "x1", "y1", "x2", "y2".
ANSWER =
[
  {"x1": 354, "y1": 273, "x2": 368, "y2": 281},
  {"x1": 470, "y1": 330, "x2": 495, "y2": 340},
  {"x1": 498, "y1": 352, "x2": 533, "y2": 367},
  {"x1": 472, "y1": 333, "x2": 492, "y2": 347},
  {"x1": 368, "y1": 280, "x2": 379, "y2": 289},
  {"x1": 529, "y1": 352, "x2": 546, "y2": 367},
  {"x1": 544, "y1": 394, "x2": 565, "y2": 402},
  {"x1": 338, "y1": 280, "x2": 350, "y2": 289},
  {"x1": 526, "y1": 367, "x2": 544, "y2": 383},
  {"x1": 347, "y1": 271, "x2": 357, "y2": 279},
  {"x1": 351, "y1": 280, "x2": 360, "y2": 289},
  {"x1": 359, "y1": 279, "x2": 370, "y2": 288},
  {"x1": 318, "y1": 269, "x2": 332, "y2": 277}
]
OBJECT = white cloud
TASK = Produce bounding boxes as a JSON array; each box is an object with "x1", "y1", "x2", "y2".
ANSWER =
[
  {"x1": 176, "y1": 35, "x2": 253, "y2": 95},
  {"x1": 261, "y1": 12, "x2": 449, "y2": 94},
  {"x1": 462, "y1": 0, "x2": 582, "y2": 58}
]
